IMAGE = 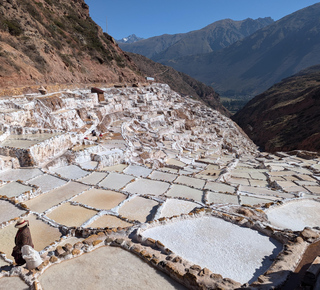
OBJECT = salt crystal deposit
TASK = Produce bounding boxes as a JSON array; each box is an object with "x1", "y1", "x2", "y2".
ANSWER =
[{"x1": 0, "y1": 83, "x2": 320, "y2": 289}]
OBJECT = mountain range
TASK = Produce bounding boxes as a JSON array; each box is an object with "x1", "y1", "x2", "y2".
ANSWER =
[
  {"x1": 120, "y1": 4, "x2": 320, "y2": 101},
  {"x1": 160, "y1": 3, "x2": 320, "y2": 99},
  {"x1": 117, "y1": 34, "x2": 144, "y2": 44},
  {"x1": 119, "y1": 17, "x2": 273, "y2": 61}
]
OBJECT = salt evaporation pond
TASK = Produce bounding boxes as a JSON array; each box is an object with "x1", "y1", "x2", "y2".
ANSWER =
[
  {"x1": 266, "y1": 199, "x2": 320, "y2": 231},
  {"x1": 39, "y1": 246, "x2": 186, "y2": 290},
  {"x1": 142, "y1": 216, "x2": 282, "y2": 284},
  {"x1": 0, "y1": 277, "x2": 29, "y2": 290}
]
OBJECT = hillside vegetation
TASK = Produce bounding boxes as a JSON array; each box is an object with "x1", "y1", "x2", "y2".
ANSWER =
[
  {"x1": 0, "y1": 0, "x2": 143, "y2": 87},
  {"x1": 233, "y1": 65, "x2": 320, "y2": 152}
]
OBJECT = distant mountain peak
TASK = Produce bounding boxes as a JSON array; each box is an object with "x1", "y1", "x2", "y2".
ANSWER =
[{"x1": 117, "y1": 34, "x2": 144, "y2": 44}]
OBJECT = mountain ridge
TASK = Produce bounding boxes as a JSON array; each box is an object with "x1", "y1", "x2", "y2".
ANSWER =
[
  {"x1": 232, "y1": 64, "x2": 320, "y2": 152},
  {"x1": 119, "y1": 17, "x2": 274, "y2": 61},
  {"x1": 161, "y1": 3, "x2": 320, "y2": 99}
]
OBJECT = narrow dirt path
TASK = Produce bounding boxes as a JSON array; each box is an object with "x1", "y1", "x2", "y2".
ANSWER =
[{"x1": 281, "y1": 240, "x2": 320, "y2": 289}]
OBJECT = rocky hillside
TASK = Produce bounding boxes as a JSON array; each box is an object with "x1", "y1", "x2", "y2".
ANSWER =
[
  {"x1": 232, "y1": 65, "x2": 320, "y2": 152},
  {"x1": 127, "y1": 52, "x2": 230, "y2": 116},
  {"x1": 119, "y1": 18, "x2": 273, "y2": 61},
  {"x1": 161, "y1": 3, "x2": 320, "y2": 99},
  {"x1": 0, "y1": 0, "x2": 228, "y2": 116},
  {"x1": 0, "y1": 0, "x2": 144, "y2": 88}
]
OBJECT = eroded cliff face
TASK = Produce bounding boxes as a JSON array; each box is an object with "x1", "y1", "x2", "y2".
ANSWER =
[{"x1": 0, "y1": 0, "x2": 144, "y2": 88}]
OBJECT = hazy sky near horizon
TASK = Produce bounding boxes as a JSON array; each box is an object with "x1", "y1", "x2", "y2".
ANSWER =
[{"x1": 85, "y1": 0, "x2": 320, "y2": 40}]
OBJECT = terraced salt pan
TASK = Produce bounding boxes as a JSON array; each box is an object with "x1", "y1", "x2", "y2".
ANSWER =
[
  {"x1": 249, "y1": 179, "x2": 268, "y2": 187},
  {"x1": 240, "y1": 195, "x2": 274, "y2": 206},
  {"x1": 231, "y1": 171, "x2": 251, "y2": 179},
  {"x1": 174, "y1": 176, "x2": 206, "y2": 189},
  {"x1": 204, "y1": 182, "x2": 235, "y2": 194},
  {"x1": 123, "y1": 164, "x2": 152, "y2": 177},
  {"x1": 166, "y1": 158, "x2": 186, "y2": 168},
  {"x1": 52, "y1": 165, "x2": 89, "y2": 180},
  {"x1": 0, "y1": 277, "x2": 28, "y2": 290},
  {"x1": 124, "y1": 179, "x2": 170, "y2": 196},
  {"x1": 266, "y1": 199, "x2": 320, "y2": 231},
  {"x1": 148, "y1": 170, "x2": 177, "y2": 182},
  {"x1": 99, "y1": 172, "x2": 133, "y2": 190},
  {"x1": 118, "y1": 196, "x2": 159, "y2": 223},
  {"x1": 295, "y1": 174, "x2": 318, "y2": 182},
  {"x1": 1, "y1": 139, "x2": 39, "y2": 148},
  {"x1": 304, "y1": 186, "x2": 320, "y2": 195},
  {"x1": 268, "y1": 171, "x2": 299, "y2": 177},
  {"x1": 238, "y1": 185, "x2": 294, "y2": 199},
  {"x1": 159, "y1": 199, "x2": 200, "y2": 218},
  {"x1": 0, "y1": 168, "x2": 43, "y2": 181},
  {"x1": 0, "y1": 181, "x2": 34, "y2": 198},
  {"x1": 46, "y1": 203, "x2": 98, "y2": 227},
  {"x1": 86, "y1": 215, "x2": 133, "y2": 228},
  {"x1": 72, "y1": 188, "x2": 126, "y2": 210},
  {"x1": 294, "y1": 180, "x2": 318, "y2": 186},
  {"x1": 101, "y1": 164, "x2": 127, "y2": 172},
  {"x1": 229, "y1": 177, "x2": 250, "y2": 186},
  {"x1": 207, "y1": 192, "x2": 239, "y2": 205},
  {"x1": 166, "y1": 184, "x2": 204, "y2": 203},
  {"x1": 39, "y1": 246, "x2": 186, "y2": 290},
  {"x1": 197, "y1": 168, "x2": 220, "y2": 178},
  {"x1": 0, "y1": 214, "x2": 61, "y2": 260},
  {"x1": 179, "y1": 167, "x2": 201, "y2": 175},
  {"x1": 77, "y1": 172, "x2": 108, "y2": 185},
  {"x1": 28, "y1": 174, "x2": 67, "y2": 193},
  {"x1": 78, "y1": 161, "x2": 98, "y2": 170},
  {"x1": 276, "y1": 181, "x2": 308, "y2": 193},
  {"x1": 142, "y1": 216, "x2": 282, "y2": 284},
  {"x1": 0, "y1": 200, "x2": 26, "y2": 223},
  {"x1": 25, "y1": 182, "x2": 90, "y2": 213},
  {"x1": 158, "y1": 167, "x2": 178, "y2": 174},
  {"x1": 249, "y1": 171, "x2": 267, "y2": 180}
]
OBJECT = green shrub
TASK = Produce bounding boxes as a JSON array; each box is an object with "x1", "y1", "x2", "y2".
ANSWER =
[{"x1": 3, "y1": 19, "x2": 23, "y2": 36}]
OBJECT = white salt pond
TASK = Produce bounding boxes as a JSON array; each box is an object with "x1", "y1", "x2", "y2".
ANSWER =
[
  {"x1": 124, "y1": 179, "x2": 170, "y2": 196},
  {"x1": 0, "y1": 277, "x2": 29, "y2": 290},
  {"x1": 77, "y1": 172, "x2": 108, "y2": 185},
  {"x1": 123, "y1": 164, "x2": 152, "y2": 177},
  {"x1": 266, "y1": 199, "x2": 320, "y2": 231},
  {"x1": 86, "y1": 215, "x2": 133, "y2": 228},
  {"x1": 39, "y1": 246, "x2": 186, "y2": 290},
  {"x1": 28, "y1": 174, "x2": 68, "y2": 193},
  {"x1": 0, "y1": 181, "x2": 34, "y2": 198},
  {"x1": 101, "y1": 164, "x2": 127, "y2": 172},
  {"x1": 118, "y1": 196, "x2": 159, "y2": 223},
  {"x1": 148, "y1": 170, "x2": 178, "y2": 182},
  {"x1": 0, "y1": 168, "x2": 43, "y2": 181},
  {"x1": 159, "y1": 199, "x2": 200, "y2": 218},
  {"x1": 52, "y1": 165, "x2": 89, "y2": 180},
  {"x1": 207, "y1": 192, "x2": 239, "y2": 205},
  {"x1": 204, "y1": 182, "x2": 235, "y2": 194},
  {"x1": 72, "y1": 188, "x2": 126, "y2": 210},
  {"x1": 25, "y1": 182, "x2": 90, "y2": 213},
  {"x1": 99, "y1": 172, "x2": 134, "y2": 190},
  {"x1": 0, "y1": 200, "x2": 26, "y2": 223},
  {"x1": 166, "y1": 184, "x2": 204, "y2": 203},
  {"x1": 174, "y1": 176, "x2": 205, "y2": 189},
  {"x1": 46, "y1": 203, "x2": 98, "y2": 227},
  {"x1": 142, "y1": 216, "x2": 282, "y2": 284}
]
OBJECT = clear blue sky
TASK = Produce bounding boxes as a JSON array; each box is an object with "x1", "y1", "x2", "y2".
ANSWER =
[{"x1": 85, "y1": 0, "x2": 320, "y2": 40}]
